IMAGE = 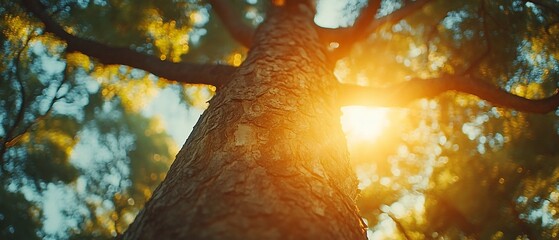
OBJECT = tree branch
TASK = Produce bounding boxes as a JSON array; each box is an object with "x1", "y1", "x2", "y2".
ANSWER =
[
  {"x1": 385, "y1": 212, "x2": 411, "y2": 240},
  {"x1": 338, "y1": 76, "x2": 559, "y2": 114},
  {"x1": 316, "y1": 0, "x2": 381, "y2": 44},
  {"x1": 207, "y1": 0, "x2": 255, "y2": 48},
  {"x1": 317, "y1": 0, "x2": 381, "y2": 61},
  {"x1": 319, "y1": 0, "x2": 433, "y2": 61},
  {"x1": 522, "y1": 0, "x2": 559, "y2": 17},
  {"x1": 21, "y1": 0, "x2": 236, "y2": 88},
  {"x1": 0, "y1": 35, "x2": 34, "y2": 172},
  {"x1": 367, "y1": 0, "x2": 433, "y2": 32},
  {"x1": 5, "y1": 61, "x2": 70, "y2": 149},
  {"x1": 461, "y1": 0, "x2": 491, "y2": 75}
]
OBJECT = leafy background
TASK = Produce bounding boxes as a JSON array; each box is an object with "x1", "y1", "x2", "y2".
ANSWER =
[{"x1": 1, "y1": 0, "x2": 558, "y2": 239}]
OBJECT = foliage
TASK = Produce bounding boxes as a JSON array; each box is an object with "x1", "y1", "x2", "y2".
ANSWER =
[
  {"x1": 0, "y1": 0, "x2": 191, "y2": 238},
  {"x1": 340, "y1": 0, "x2": 559, "y2": 238}
]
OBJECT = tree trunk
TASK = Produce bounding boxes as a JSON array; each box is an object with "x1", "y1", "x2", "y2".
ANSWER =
[{"x1": 124, "y1": 3, "x2": 367, "y2": 239}]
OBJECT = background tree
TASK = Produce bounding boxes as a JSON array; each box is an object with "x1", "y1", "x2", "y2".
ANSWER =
[
  {"x1": 1, "y1": 1, "x2": 177, "y2": 239},
  {"x1": 1, "y1": 0, "x2": 559, "y2": 239}
]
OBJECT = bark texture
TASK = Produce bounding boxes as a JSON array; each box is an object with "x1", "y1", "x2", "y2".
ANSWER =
[{"x1": 124, "y1": 3, "x2": 366, "y2": 240}]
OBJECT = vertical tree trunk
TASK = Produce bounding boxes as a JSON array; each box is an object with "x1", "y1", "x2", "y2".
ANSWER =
[{"x1": 124, "y1": 3, "x2": 367, "y2": 239}]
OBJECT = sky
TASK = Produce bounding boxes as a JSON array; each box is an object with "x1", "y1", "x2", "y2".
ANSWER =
[
  {"x1": 41, "y1": 86, "x2": 203, "y2": 235},
  {"x1": 142, "y1": 88, "x2": 204, "y2": 146}
]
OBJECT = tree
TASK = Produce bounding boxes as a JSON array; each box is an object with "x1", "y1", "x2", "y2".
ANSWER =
[{"x1": 4, "y1": 0, "x2": 559, "y2": 239}]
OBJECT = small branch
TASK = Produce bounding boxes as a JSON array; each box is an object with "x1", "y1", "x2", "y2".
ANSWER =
[
  {"x1": 385, "y1": 212, "x2": 411, "y2": 240},
  {"x1": 338, "y1": 76, "x2": 559, "y2": 114},
  {"x1": 207, "y1": 0, "x2": 255, "y2": 48},
  {"x1": 522, "y1": 0, "x2": 559, "y2": 17},
  {"x1": 524, "y1": 0, "x2": 559, "y2": 36},
  {"x1": 0, "y1": 35, "x2": 34, "y2": 172},
  {"x1": 5, "y1": 59, "x2": 71, "y2": 149},
  {"x1": 367, "y1": 0, "x2": 433, "y2": 32},
  {"x1": 423, "y1": 14, "x2": 445, "y2": 67},
  {"x1": 462, "y1": 0, "x2": 491, "y2": 75},
  {"x1": 21, "y1": 0, "x2": 237, "y2": 87}
]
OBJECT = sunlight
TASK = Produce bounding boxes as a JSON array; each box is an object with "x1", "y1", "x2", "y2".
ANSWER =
[{"x1": 341, "y1": 107, "x2": 389, "y2": 142}]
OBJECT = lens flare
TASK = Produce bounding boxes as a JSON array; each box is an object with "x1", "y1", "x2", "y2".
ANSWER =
[{"x1": 341, "y1": 107, "x2": 389, "y2": 142}]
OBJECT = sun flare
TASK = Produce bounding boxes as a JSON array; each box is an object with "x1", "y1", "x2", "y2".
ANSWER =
[{"x1": 341, "y1": 107, "x2": 389, "y2": 142}]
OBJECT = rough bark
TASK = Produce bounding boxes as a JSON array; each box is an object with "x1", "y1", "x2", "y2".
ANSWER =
[{"x1": 124, "y1": 3, "x2": 366, "y2": 240}]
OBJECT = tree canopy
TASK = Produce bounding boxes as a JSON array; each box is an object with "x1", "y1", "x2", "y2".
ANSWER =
[{"x1": 1, "y1": 0, "x2": 559, "y2": 239}]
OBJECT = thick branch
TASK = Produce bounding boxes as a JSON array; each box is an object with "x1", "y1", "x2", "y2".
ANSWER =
[
  {"x1": 21, "y1": 0, "x2": 236, "y2": 87},
  {"x1": 318, "y1": 0, "x2": 433, "y2": 60},
  {"x1": 207, "y1": 0, "x2": 255, "y2": 48},
  {"x1": 338, "y1": 76, "x2": 559, "y2": 114},
  {"x1": 316, "y1": 0, "x2": 381, "y2": 44},
  {"x1": 316, "y1": 0, "x2": 381, "y2": 61}
]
